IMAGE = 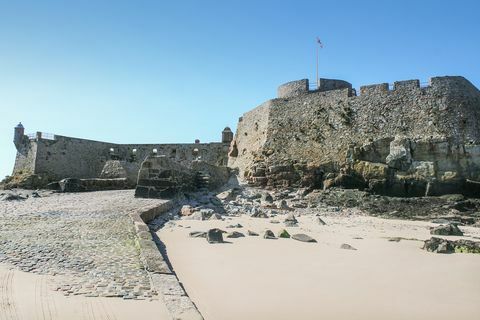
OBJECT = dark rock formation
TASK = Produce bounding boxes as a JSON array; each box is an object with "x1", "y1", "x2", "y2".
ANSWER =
[
  {"x1": 226, "y1": 231, "x2": 245, "y2": 238},
  {"x1": 264, "y1": 230, "x2": 276, "y2": 239},
  {"x1": 430, "y1": 224, "x2": 464, "y2": 236},
  {"x1": 206, "y1": 229, "x2": 225, "y2": 244},
  {"x1": 423, "y1": 237, "x2": 480, "y2": 254}
]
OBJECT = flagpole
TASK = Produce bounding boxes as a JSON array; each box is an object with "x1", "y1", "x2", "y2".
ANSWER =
[{"x1": 316, "y1": 44, "x2": 319, "y2": 89}]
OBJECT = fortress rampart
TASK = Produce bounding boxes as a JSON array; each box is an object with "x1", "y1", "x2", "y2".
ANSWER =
[
  {"x1": 8, "y1": 75, "x2": 480, "y2": 197},
  {"x1": 229, "y1": 76, "x2": 480, "y2": 196},
  {"x1": 12, "y1": 127, "x2": 232, "y2": 187}
]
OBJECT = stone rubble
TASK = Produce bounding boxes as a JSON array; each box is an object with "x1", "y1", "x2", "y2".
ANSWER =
[{"x1": 165, "y1": 186, "x2": 480, "y2": 254}]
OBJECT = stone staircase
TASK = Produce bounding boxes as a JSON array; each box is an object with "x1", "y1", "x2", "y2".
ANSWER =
[{"x1": 194, "y1": 171, "x2": 211, "y2": 192}]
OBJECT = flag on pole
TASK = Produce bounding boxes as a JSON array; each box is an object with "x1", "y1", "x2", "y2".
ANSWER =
[{"x1": 316, "y1": 37, "x2": 323, "y2": 48}]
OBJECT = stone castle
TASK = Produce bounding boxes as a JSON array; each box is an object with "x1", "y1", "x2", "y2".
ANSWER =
[
  {"x1": 11, "y1": 124, "x2": 233, "y2": 188},
  {"x1": 9, "y1": 75, "x2": 480, "y2": 197}
]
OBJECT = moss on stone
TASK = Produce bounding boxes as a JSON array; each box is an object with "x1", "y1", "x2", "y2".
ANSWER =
[
  {"x1": 277, "y1": 229, "x2": 291, "y2": 238},
  {"x1": 454, "y1": 246, "x2": 480, "y2": 254}
]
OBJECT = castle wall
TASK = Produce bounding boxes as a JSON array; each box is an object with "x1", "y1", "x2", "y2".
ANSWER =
[
  {"x1": 229, "y1": 76, "x2": 480, "y2": 191},
  {"x1": 115, "y1": 142, "x2": 228, "y2": 168},
  {"x1": 12, "y1": 138, "x2": 37, "y2": 176},
  {"x1": 34, "y1": 135, "x2": 115, "y2": 180},
  {"x1": 227, "y1": 101, "x2": 271, "y2": 179},
  {"x1": 13, "y1": 133, "x2": 229, "y2": 183}
]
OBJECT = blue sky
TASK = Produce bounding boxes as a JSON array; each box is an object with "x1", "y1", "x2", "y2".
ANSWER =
[{"x1": 0, "y1": 0, "x2": 479, "y2": 179}]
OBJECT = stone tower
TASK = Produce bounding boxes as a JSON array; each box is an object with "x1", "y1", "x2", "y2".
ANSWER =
[
  {"x1": 222, "y1": 127, "x2": 233, "y2": 144},
  {"x1": 13, "y1": 122, "x2": 25, "y2": 147}
]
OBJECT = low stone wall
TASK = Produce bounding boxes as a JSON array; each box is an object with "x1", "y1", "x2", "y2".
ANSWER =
[
  {"x1": 54, "y1": 178, "x2": 130, "y2": 192},
  {"x1": 130, "y1": 200, "x2": 203, "y2": 320}
]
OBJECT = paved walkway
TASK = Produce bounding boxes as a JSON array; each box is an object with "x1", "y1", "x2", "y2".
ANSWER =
[{"x1": 0, "y1": 190, "x2": 171, "y2": 320}]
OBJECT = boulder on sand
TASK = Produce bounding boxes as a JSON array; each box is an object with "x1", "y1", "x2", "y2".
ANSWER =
[
  {"x1": 189, "y1": 231, "x2": 207, "y2": 238},
  {"x1": 423, "y1": 237, "x2": 455, "y2": 253},
  {"x1": 340, "y1": 243, "x2": 357, "y2": 250},
  {"x1": 291, "y1": 234, "x2": 316, "y2": 243},
  {"x1": 226, "y1": 231, "x2": 245, "y2": 238},
  {"x1": 277, "y1": 229, "x2": 291, "y2": 238},
  {"x1": 316, "y1": 216, "x2": 326, "y2": 225},
  {"x1": 209, "y1": 213, "x2": 223, "y2": 220},
  {"x1": 180, "y1": 205, "x2": 195, "y2": 216},
  {"x1": 206, "y1": 228, "x2": 225, "y2": 244},
  {"x1": 264, "y1": 230, "x2": 276, "y2": 239},
  {"x1": 430, "y1": 224, "x2": 463, "y2": 236},
  {"x1": 284, "y1": 212, "x2": 298, "y2": 227}
]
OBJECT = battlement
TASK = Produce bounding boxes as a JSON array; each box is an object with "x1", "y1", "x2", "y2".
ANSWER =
[
  {"x1": 359, "y1": 79, "x2": 423, "y2": 95},
  {"x1": 277, "y1": 76, "x2": 478, "y2": 99},
  {"x1": 277, "y1": 78, "x2": 353, "y2": 98}
]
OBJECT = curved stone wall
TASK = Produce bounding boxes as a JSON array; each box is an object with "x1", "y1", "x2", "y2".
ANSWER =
[{"x1": 277, "y1": 79, "x2": 309, "y2": 98}]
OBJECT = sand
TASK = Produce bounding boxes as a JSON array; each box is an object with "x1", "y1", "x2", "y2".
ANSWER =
[
  {"x1": 159, "y1": 213, "x2": 480, "y2": 320},
  {"x1": 0, "y1": 264, "x2": 172, "y2": 320}
]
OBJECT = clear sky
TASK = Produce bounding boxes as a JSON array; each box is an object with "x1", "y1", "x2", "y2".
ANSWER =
[{"x1": 0, "y1": 0, "x2": 479, "y2": 179}]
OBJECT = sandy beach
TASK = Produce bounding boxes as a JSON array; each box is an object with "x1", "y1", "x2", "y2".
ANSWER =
[{"x1": 159, "y1": 212, "x2": 480, "y2": 320}]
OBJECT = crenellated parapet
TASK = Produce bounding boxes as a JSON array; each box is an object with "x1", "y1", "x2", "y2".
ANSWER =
[{"x1": 278, "y1": 76, "x2": 478, "y2": 99}]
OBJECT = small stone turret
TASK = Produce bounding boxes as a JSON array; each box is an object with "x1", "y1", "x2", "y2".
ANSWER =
[
  {"x1": 222, "y1": 127, "x2": 233, "y2": 144},
  {"x1": 13, "y1": 122, "x2": 25, "y2": 147}
]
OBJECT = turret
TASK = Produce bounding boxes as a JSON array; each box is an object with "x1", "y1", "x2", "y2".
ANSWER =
[
  {"x1": 222, "y1": 127, "x2": 233, "y2": 144},
  {"x1": 13, "y1": 122, "x2": 25, "y2": 147}
]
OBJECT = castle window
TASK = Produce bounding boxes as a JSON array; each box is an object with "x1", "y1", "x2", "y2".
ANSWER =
[
  {"x1": 129, "y1": 148, "x2": 137, "y2": 162},
  {"x1": 109, "y1": 147, "x2": 119, "y2": 160}
]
